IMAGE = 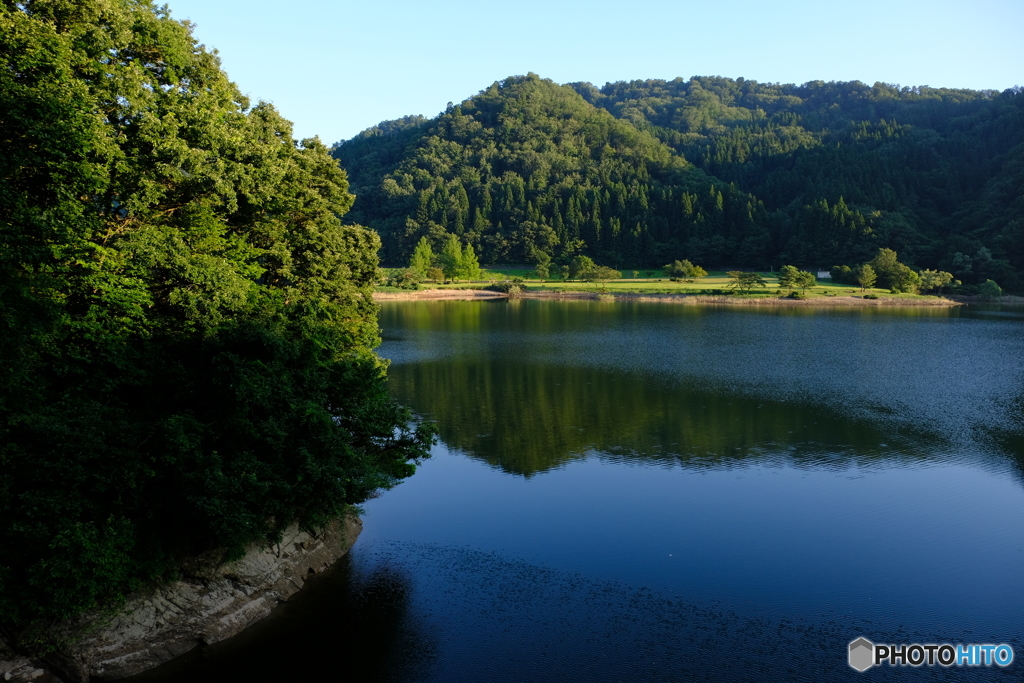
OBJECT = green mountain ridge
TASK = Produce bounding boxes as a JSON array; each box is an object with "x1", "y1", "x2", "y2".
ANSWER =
[{"x1": 333, "y1": 74, "x2": 1024, "y2": 290}]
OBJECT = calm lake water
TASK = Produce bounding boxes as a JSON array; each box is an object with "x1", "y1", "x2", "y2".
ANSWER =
[{"x1": 138, "y1": 300, "x2": 1024, "y2": 682}]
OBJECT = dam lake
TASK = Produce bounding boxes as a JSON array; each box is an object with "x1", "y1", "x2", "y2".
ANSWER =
[{"x1": 138, "y1": 300, "x2": 1024, "y2": 682}]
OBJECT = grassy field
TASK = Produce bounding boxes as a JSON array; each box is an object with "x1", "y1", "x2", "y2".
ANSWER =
[
  {"x1": 479, "y1": 267, "x2": 664, "y2": 281},
  {"x1": 380, "y1": 267, "x2": 954, "y2": 300},
  {"x1": 470, "y1": 273, "x2": 941, "y2": 300}
]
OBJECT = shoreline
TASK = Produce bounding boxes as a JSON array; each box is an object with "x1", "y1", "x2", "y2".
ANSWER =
[
  {"x1": 1, "y1": 517, "x2": 362, "y2": 683},
  {"x1": 374, "y1": 289, "x2": 966, "y2": 307}
]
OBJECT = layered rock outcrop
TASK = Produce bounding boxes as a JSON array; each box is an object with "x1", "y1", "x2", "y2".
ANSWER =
[{"x1": 1, "y1": 516, "x2": 361, "y2": 682}]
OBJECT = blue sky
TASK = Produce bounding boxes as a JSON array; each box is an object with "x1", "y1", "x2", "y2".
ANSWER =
[{"x1": 165, "y1": 0, "x2": 1023, "y2": 145}]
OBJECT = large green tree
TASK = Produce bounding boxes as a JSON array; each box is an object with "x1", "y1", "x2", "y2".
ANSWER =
[
  {"x1": 588, "y1": 266, "x2": 622, "y2": 292},
  {"x1": 869, "y1": 248, "x2": 920, "y2": 292},
  {"x1": 776, "y1": 265, "x2": 801, "y2": 289},
  {"x1": 0, "y1": 0, "x2": 433, "y2": 635},
  {"x1": 918, "y1": 269, "x2": 954, "y2": 294},
  {"x1": 663, "y1": 259, "x2": 706, "y2": 281},
  {"x1": 794, "y1": 270, "x2": 817, "y2": 293},
  {"x1": 778, "y1": 265, "x2": 816, "y2": 292}
]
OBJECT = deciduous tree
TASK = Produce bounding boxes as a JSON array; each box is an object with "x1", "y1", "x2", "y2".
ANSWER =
[
  {"x1": 794, "y1": 270, "x2": 817, "y2": 293},
  {"x1": 664, "y1": 259, "x2": 707, "y2": 281},
  {"x1": 570, "y1": 255, "x2": 597, "y2": 280},
  {"x1": 727, "y1": 271, "x2": 767, "y2": 293},
  {"x1": 777, "y1": 265, "x2": 800, "y2": 289},
  {"x1": 682, "y1": 261, "x2": 708, "y2": 281},
  {"x1": 589, "y1": 266, "x2": 622, "y2": 292},
  {"x1": 918, "y1": 269, "x2": 954, "y2": 295},
  {"x1": 869, "y1": 248, "x2": 919, "y2": 292},
  {"x1": 979, "y1": 279, "x2": 1003, "y2": 299}
]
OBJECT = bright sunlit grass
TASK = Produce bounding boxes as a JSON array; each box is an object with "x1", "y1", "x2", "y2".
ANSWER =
[{"x1": 413, "y1": 268, "x2": 944, "y2": 299}]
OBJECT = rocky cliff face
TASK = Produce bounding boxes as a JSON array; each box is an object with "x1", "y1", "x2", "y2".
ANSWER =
[{"x1": 1, "y1": 515, "x2": 361, "y2": 683}]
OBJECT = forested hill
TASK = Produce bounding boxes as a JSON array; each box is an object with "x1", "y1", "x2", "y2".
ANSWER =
[{"x1": 333, "y1": 74, "x2": 1024, "y2": 290}]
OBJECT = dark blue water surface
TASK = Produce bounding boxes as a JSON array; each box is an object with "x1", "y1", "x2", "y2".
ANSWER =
[{"x1": 138, "y1": 301, "x2": 1024, "y2": 682}]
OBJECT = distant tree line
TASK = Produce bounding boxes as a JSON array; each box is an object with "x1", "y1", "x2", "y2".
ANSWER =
[
  {"x1": 830, "y1": 248, "x2": 962, "y2": 294},
  {"x1": 406, "y1": 235, "x2": 481, "y2": 281}
]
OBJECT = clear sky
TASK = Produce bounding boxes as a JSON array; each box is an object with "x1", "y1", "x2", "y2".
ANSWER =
[{"x1": 164, "y1": 0, "x2": 1023, "y2": 145}]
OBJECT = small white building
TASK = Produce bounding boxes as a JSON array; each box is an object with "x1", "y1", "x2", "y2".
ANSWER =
[{"x1": 817, "y1": 270, "x2": 831, "y2": 279}]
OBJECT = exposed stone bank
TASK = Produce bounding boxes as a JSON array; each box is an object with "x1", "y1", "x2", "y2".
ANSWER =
[{"x1": 1, "y1": 516, "x2": 361, "y2": 682}]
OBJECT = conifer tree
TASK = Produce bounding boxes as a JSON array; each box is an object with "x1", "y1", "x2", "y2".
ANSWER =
[
  {"x1": 440, "y1": 234, "x2": 464, "y2": 280},
  {"x1": 857, "y1": 264, "x2": 877, "y2": 290},
  {"x1": 461, "y1": 243, "x2": 482, "y2": 280},
  {"x1": 409, "y1": 237, "x2": 434, "y2": 277}
]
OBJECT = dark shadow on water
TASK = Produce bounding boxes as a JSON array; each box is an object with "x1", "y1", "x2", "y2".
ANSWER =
[
  {"x1": 137, "y1": 541, "x2": 1022, "y2": 683},
  {"x1": 128, "y1": 553, "x2": 438, "y2": 683}
]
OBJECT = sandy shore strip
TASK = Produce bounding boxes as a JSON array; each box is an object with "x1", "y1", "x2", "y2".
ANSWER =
[{"x1": 374, "y1": 289, "x2": 964, "y2": 306}]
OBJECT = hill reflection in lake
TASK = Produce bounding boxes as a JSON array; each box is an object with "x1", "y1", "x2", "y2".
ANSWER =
[
  {"x1": 380, "y1": 300, "x2": 1024, "y2": 476},
  {"x1": 387, "y1": 359, "x2": 945, "y2": 476}
]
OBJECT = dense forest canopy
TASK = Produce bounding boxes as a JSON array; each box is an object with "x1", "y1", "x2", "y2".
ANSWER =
[
  {"x1": 334, "y1": 74, "x2": 1024, "y2": 291},
  {"x1": 0, "y1": 0, "x2": 433, "y2": 635}
]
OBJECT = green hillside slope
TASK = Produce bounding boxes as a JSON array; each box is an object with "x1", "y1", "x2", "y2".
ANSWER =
[{"x1": 334, "y1": 74, "x2": 1023, "y2": 289}]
